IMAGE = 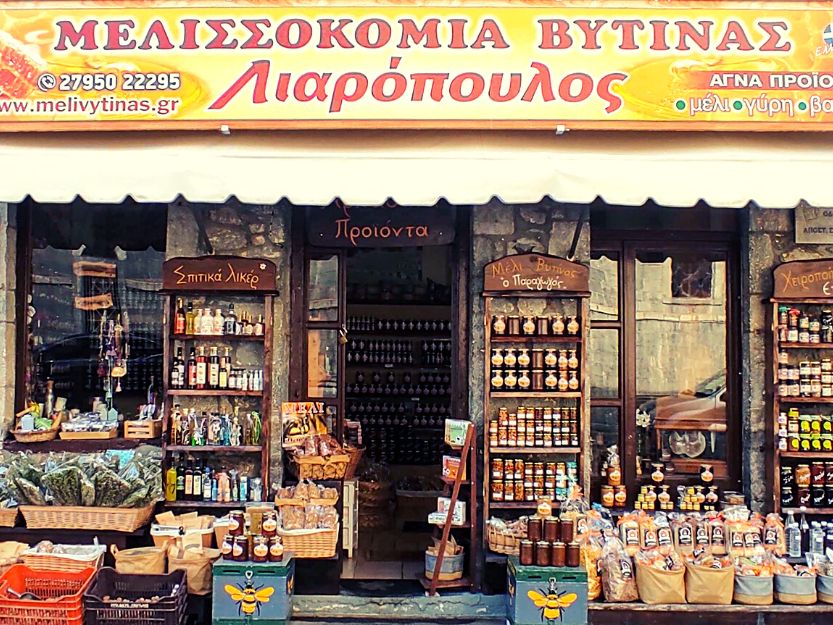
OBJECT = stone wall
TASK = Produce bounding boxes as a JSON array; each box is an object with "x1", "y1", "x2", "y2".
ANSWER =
[
  {"x1": 469, "y1": 200, "x2": 591, "y2": 486},
  {"x1": 166, "y1": 201, "x2": 291, "y2": 486},
  {"x1": 744, "y1": 205, "x2": 820, "y2": 511}
]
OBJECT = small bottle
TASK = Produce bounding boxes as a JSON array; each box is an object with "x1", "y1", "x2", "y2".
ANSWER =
[
  {"x1": 185, "y1": 302, "x2": 196, "y2": 335},
  {"x1": 224, "y1": 303, "x2": 237, "y2": 335},
  {"x1": 174, "y1": 298, "x2": 186, "y2": 335},
  {"x1": 254, "y1": 315, "x2": 265, "y2": 336},
  {"x1": 213, "y1": 309, "x2": 224, "y2": 335},
  {"x1": 201, "y1": 309, "x2": 214, "y2": 335},
  {"x1": 786, "y1": 511, "x2": 801, "y2": 558},
  {"x1": 193, "y1": 308, "x2": 204, "y2": 335}
]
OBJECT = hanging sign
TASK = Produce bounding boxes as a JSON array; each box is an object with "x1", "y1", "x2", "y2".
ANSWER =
[
  {"x1": 3, "y1": 1, "x2": 833, "y2": 130},
  {"x1": 795, "y1": 205, "x2": 833, "y2": 244},
  {"x1": 483, "y1": 253, "x2": 589, "y2": 293},
  {"x1": 773, "y1": 259, "x2": 833, "y2": 299},
  {"x1": 306, "y1": 204, "x2": 455, "y2": 247},
  {"x1": 162, "y1": 256, "x2": 277, "y2": 292}
]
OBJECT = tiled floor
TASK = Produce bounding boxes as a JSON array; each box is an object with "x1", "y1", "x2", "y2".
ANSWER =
[{"x1": 342, "y1": 550, "x2": 424, "y2": 580}]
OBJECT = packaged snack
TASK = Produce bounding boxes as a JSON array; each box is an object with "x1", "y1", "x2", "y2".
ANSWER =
[
  {"x1": 639, "y1": 513, "x2": 658, "y2": 550},
  {"x1": 304, "y1": 505, "x2": 322, "y2": 529},
  {"x1": 578, "y1": 529, "x2": 603, "y2": 600},
  {"x1": 670, "y1": 513, "x2": 695, "y2": 554},
  {"x1": 654, "y1": 512, "x2": 675, "y2": 556},
  {"x1": 281, "y1": 506, "x2": 305, "y2": 531},
  {"x1": 763, "y1": 513, "x2": 786, "y2": 556},
  {"x1": 600, "y1": 534, "x2": 638, "y2": 602},
  {"x1": 706, "y1": 512, "x2": 727, "y2": 556},
  {"x1": 617, "y1": 512, "x2": 641, "y2": 557}
]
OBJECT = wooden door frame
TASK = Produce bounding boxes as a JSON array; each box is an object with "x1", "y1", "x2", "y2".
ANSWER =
[{"x1": 592, "y1": 230, "x2": 742, "y2": 497}]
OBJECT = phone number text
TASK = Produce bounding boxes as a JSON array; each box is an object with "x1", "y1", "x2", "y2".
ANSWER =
[{"x1": 58, "y1": 73, "x2": 181, "y2": 92}]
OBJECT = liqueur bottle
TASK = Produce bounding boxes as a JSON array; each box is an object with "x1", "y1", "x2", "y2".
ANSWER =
[{"x1": 174, "y1": 298, "x2": 186, "y2": 335}]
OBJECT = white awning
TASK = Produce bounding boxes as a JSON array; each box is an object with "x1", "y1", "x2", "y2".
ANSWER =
[{"x1": 1, "y1": 129, "x2": 830, "y2": 207}]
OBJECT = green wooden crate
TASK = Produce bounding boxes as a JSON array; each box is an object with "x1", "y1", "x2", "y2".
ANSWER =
[
  {"x1": 212, "y1": 557, "x2": 294, "y2": 625},
  {"x1": 507, "y1": 556, "x2": 588, "y2": 625}
]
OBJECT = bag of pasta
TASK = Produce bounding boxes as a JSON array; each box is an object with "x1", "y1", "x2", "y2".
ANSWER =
[
  {"x1": 600, "y1": 534, "x2": 638, "y2": 602},
  {"x1": 578, "y1": 528, "x2": 603, "y2": 600}
]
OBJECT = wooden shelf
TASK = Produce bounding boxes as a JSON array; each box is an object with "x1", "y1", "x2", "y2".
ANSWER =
[
  {"x1": 171, "y1": 334, "x2": 264, "y2": 342},
  {"x1": 776, "y1": 396, "x2": 833, "y2": 404},
  {"x1": 166, "y1": 445, "x2": 262, "y2": 453},
  {"x1": 489, "y1": 447, "x2": 580, "y2": 454},
  {"x1": 490, "y1": 391, "x2": 581, "y2": 398},
  {"x1": 490, "y1": 501, "x2": 561, "y2": 509},
  {"x1": 167, "y1": 389, "x2": 262, "y2": 397},
  {"x1": 779, "y1": 451, "x2": 833, "y2": 459},
  {"x1": 163, "y1": 500, "x2": 250, "y2": 508},
  {"x1": 3, "y1": 437, "x2": 160, "y2": 453},
  {"x1": 779, "y1": 342, "x2": 833, "y2": 350},
  {"x1": 490, "y1": 336, "x2": 582, "y2": 344},
  {"x1": 783, "y1": 507, "x2": 833, "y2": 515}
]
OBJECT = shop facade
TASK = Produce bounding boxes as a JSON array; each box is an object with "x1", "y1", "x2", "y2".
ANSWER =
[{"x1": 3, "y1": 0, "x2": 833, "y2": 623}]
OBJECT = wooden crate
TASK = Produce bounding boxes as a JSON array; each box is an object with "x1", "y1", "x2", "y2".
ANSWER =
[{"x1": 123, "y1": 419, "x2": 162, "y2": 439}]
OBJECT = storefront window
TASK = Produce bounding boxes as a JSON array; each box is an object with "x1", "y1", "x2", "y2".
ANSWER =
[
  {"x1": 589, "y1": 328, "x2": 619, "y2": 399},
  {"x1": 307, "y1": 329, "x2": 338, "y2": 398},
  {"x1": 308, "y1": 255, "x2": 339, "y2": 321},
  {"x1": 27, "y1": 201, "x2": 167, "y2": 416}
]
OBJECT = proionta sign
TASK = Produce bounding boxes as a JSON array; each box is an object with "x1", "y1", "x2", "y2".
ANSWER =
[{"x1": 1, "y1": 1, "x2": 833, "y2": 130}]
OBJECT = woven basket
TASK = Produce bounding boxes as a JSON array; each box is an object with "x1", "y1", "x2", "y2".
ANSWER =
[
  {"x1": 487, "y1": 524, "x2": 523, "y2": 555},
  {"x1": 22, "y1": 545, "x2": 105, "y2": 573},
  {"x1": 11, "y1": 416, "x2": 62, "y2": 443},
  {"x1": 343, "y1": 447, "x2": 365, "y2": 480},
  {"x1": 290, "y1": 454, "x2": 349, "y2": 481},
  {"x1": 20, "y1": 503, "x2": 155, "y2": 532},
  {"x1": 0, "y1": 509, "x2": 17, "y2": 528},
  {"x1": 277, "y1": 524, "x2": 339, "y2": 558}
]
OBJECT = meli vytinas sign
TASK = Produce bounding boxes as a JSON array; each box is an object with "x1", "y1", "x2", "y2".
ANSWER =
[{"x1": 1, "y1": 2, "x2": 832, "y2": 129}]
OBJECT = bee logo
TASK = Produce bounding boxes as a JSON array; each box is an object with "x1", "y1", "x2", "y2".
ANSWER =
[
  {"x1": 225, "y1": 570, "x2": 275, "y2": 619},
  {"x1": 527, "y1": 577, "x2": 577, "y2": 623}
]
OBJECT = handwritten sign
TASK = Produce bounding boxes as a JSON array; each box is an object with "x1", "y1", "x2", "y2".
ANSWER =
[
  {"x1": 773, "y1": 259, "x2": 833, "y2": 299},
  {"x1": 163, "y1": 256, "x2": 277, "y2": 292},
  {"x1": 483, "y1": 253, "x2": 589, "y2": 293},
  {"x1": 306, "y1": 205, "x2": 455, "y2": 247}
]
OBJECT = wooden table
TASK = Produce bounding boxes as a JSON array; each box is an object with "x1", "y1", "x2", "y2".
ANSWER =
[{"x1": 591, "y1": 602, "x2": 833, "y2": 625}]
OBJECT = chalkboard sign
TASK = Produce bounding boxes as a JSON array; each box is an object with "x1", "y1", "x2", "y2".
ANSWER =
[
  {"x1": 773, "y1": 259, "x2": 833, "y2": 299},
  {"x1": 163, "y1": 256, "x2": 278, "y2": 292},
  {"x1": 483, "y1": 253, "x2": 589, "y2": 294}
]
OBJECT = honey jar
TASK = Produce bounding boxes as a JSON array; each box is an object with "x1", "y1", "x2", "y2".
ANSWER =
[{"x1": 252, "y1": 535, "x2": 269, "y2": 562}]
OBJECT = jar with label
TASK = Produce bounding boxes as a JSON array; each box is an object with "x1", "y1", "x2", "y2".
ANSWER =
[
  {"x1": 614, "y1": 485, "x2": 628, "y2": 507},
  {"x1": 795, "y1": 464, "x2": 812, "y2": 487},
  {"x1": 228, "y1": 510, "x2": 246, "y2": 536},
  {"x1": 504, "y1": 370, "x2": 518, "y2": 389},
  {"x1": 233, "y1": 535, "x2": 248, "y2": 561},
  {"x1": 492, "y1": 315, "x2": 506, "y2": 335},
  {"x1": 518, "y1": 349, "x2": 531, "y2": 368},
  {"x1": 252, "y1": 535, "x2": 269, "y2": 562},
  {"x1": 490, "y1": 349, "x2": 504, "y2": 368},
  {"x1": 491, "y1": 370, "x2": 504, "y2": 390},
  {"x1": 508, "y1": 316, "x2": 521, "y2": 336},
  {"x1": 269, "y1": 537, "x2": 284, "y2": 562},
  {"x1": 504, "y1": 349, "x2": 517, "y2": 368},
  {"x1": 262, "y1": 511, "x2": 278, "y2": 537},
  {"x1": 812, "y1": 462, "x2": 826, "y2": 486},
  {"x1": 221, "y1": 535, "x2": 235, "y2": 560},
  {"x1": 601, "y1": 485, "x2": 615, "y2": 507},
  {"x1": 607, "y1": 464, "x2": 622, "y2": 486},
  {"x1": 551, "y1": 314, "x2": 565, "y2": 335}
]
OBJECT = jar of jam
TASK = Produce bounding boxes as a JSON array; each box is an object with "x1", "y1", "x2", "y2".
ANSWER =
[
  {"x1": 528, "y1": 518, "x2": 543, "y2": 542},
  {"x1": 262, "y1": 511, "x2": 278, "y2": 537},
  {"x1": 607, "y1": 465, "x2": 622, "y2": 486},
  {"x1": 781, "y1": 465, "x2": 795, "y2": 488},
  {"x1": 535, "y1": 541, "x2": 551, "y2": 566},
  {"x1": 228, "y1": 510, "x2": 246, "y2": 536},
  {"x1": 812, "y1": 462, "x2": 826, "y2": 487},
  {"x1": 826, "y1": 462, "x2": 833, "y2": 485},
  {"x1": 508, "y1": 316, "x2": 521, "y2": 336},
  {"x1": 252, "y1": 535, "x2": 269, "y2": 562},
  {"x1": 551, "y1": 542, "x2": 566, "y2": 567},
  {"x1": 601, "y1": 485, "x2": 615, "y2": 507},
  {"x1": 269, "y1": 537, "x2": 284, "y2": 562},
  {"x1": 544, "y1": 518, "x2": 560, "y2": 542},
  {"x1": 232, "y1": 535, "x2": 248, "y2": 561},
  {"x1": 221, "y1": 535, "x2": 235, "y2": 560},
  {"x1": 519, "y1": 540, "x2": 534, "y2": 565},
  {"x1": 614, "y1": 485, "x2": 628, "y2": 508},
  {"x1": 566, "y1": 542, "x2": 580, "y2": 567},
  {"x1": 813, "y1": 487, "x2": 827, "y2": 507},
  {"x1": 492, "y1": 315, "x2": 507, "y2": 335},
  {"x1": 795, "y1": 464, "x2": 812, "y2": 487},
  {"x1": 560, "y1": 519, "x2": 575, "y2": 543},
  {"x1": 491, "y1": 481, "x2": 504, "y2": 501},
  {"x1": 798, "y1": 487, "x2": 811, "y2": 507},
  {"x1": 781, "y1": 486, "x2": 795, "y2": 508}
]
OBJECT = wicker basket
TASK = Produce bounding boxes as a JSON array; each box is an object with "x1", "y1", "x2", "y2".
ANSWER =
[
  {"x1": 275, "y1": 497, "x2": 339, "y2": 508},
  {"x1": 11, "y1": 415, "x2": 62, "y2": 444},
  {"x1": 487, "y1": 524, "x2": 523, "y2": 556},
  {"x1": 20, "y1": 503, "x2": 155, "y2": 532},
  {"x1": 343, "y1": 446, "x2": 365, "y2": 480},
  {"x1": 277, "y1": 524, "x2": 339, "y2": 558},
  {"x1": 290, "y1": 454, "x2": 349, "y2": 481},
  {"x1": 22, "y1": 544, "x2": 106, "y2": 573},
  {"x1": 0, "y1": 509, "x2": 17, "y2": 528}
]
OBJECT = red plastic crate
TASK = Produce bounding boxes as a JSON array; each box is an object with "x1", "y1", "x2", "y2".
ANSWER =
[{"x1": 0, "y1": 564, "x2": 95, "y2": 625}]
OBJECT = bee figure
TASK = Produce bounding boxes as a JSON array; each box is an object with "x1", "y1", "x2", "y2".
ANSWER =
[
  {"x1": 225, "y1": 570, "x2": 275, "y2": 619},
  {"x1": 527, "y1": 577, "x2": 578, "y2": 623}
]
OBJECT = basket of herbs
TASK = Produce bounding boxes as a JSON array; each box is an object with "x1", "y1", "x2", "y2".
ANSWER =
[{"x1": 5, "y1": 447, "x2": 161, "y2": 532}]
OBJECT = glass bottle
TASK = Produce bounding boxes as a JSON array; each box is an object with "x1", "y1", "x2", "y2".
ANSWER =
[
  {"x1": 545, "y1": 371, "x2": 558, "y2": 390},
  {"x1": 544, "y1": 349, "x2": 557, "y2": 368},
  {"x1": 504, "y1": 348, "x2": 517, "y2": 368},
  {"x1": 557, "y1": 350, "x2": 569, "y2": 370},
  {"x1": 504, "y1": 370, "x2": 518, "y2": 389},
  {"x1": 568, "y1": 371, "x2": 579, "y2": 391},
  {"x1": 491, "y1": 349, "x2": 504, "y2": 368},
  {"x1": 517, "y1": 349, "x2": 531, "y2": 368},
  {"x1": 212, "y1": 309, "x2": 224, "y2": 336},
  {"x1": 567, "y1": 315, "x2": 580, "y2": 336},
  {"x1": 201, "y1": 309, "x2": 214, "y2": 335},
  {"x1": 557, "y1": 371, "x2": 569, "y2": 392},
  {"x1": 224, "y1": 303, "x2": 237, "y2": 335},
  {"x1": 492, "y1": 315, "x2": 506, "y2": 335},
  {"x1": 552, "y1": 314, "x2": 565, "y2": 335},
  {"x1": 185, "y1": 302, "x2": 196, "y2": 335},
  {"x1": 522, "y1": 316, "x2": 536, "y2": 336},
  {"x1": 193, "y1": 308, "x2": 204, "y2": 335},
  {"x1": 175, "y1": 298, "x2": 186, "y2": 335},
  {"x1": 491, "y1": 370, "x2": 504, "y2": 390},
  {"x1": 254, "y1": 315, "x2": 265, "y2": 336},
  {"x1": 518, "y1": 370, "x2": 531, "y2": 390},
  {"x1": 567, "y1": 350, "x2": 579, "y2": 370}
]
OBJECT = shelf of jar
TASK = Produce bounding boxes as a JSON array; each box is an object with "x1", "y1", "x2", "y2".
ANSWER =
[
  {"x1": 779, "y1": 343, "x2": 833, "y2": 349},
  {"x1": 165, "y1": 445, "x2": 262, "y2": 453},
  {"x1": 170, "y1": 334, "x2": 265, "y2": 342},
  {"x1": 490, "y1": 336, "x2": 582, "y2": 344},
  {"x1": 167, "y1": 389, "x2": 263, "y2": 397},
  {"x1": 489, "y1": 501, "x2": 561, "y2": 509},
  {"x1": 489, "y1": 447, "x2": 581, "y2": 454},
  {"x1": 490, "y1": 392, "x2": 582, "y2": 399},
  {"x1": 777, "y1": 396, "x2": 833, "y2": 404},
  {"x1": 779, "y1": 450, "x2": 833, "y2": 458}
]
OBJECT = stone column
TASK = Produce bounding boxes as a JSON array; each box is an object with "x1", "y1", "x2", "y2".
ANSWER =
[{"x1": 0, "y1": 203, "x2": 16, "y2": 438}]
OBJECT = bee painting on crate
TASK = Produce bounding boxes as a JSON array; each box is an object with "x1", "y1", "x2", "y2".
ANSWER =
[
  {"x1": 225, "y1": 571, "x2": 275, "y2": 619},
  {"x1": 527, "y1": 577, "x2": 578, "y2": 623}
]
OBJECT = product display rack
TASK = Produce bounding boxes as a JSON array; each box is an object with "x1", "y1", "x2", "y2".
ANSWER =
[
  {"x1": 769, "y1": 259, "x2": 833, "y2": 516},
  {"x1": 160, "y1": 256, "x2": 278, "y2": 507},
  {"x1": 481, "y1": 253, "x2": 590, "y2": 528}
]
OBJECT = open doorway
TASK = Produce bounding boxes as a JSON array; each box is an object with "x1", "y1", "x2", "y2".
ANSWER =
[{"x1": 292, "y1": 203, "x2": 468, "y2": 588}]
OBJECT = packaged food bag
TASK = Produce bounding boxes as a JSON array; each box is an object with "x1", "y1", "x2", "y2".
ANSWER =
[
  {"x1": 168, "y1": 543, "x2": 221, "y2": 595},
  {"x1": 111, "y1": 545, "x2": 166, "y2": 575},
  {"x1": 685, "y1": 558, "x2": 734, "y2": 604},
  {"x1": 635, "y1": 549, "x2": 685, "y2": 605},
  {"x1": 600, "y1": 534, "x2": 638, "y2": 602},
  {"x1": 578, "y1": 529, "x2": 603, "y2": 600}
]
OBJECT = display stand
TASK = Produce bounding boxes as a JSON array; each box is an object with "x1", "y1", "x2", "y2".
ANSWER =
[
  {"x1": 769, "y1": 259, "x2": 833, "y2": 515},
  {"x1": 481, "y1": 253, "x2": 590, "y2": 526},
  {"x1": 421, "y1": 421, "x2": 476, "y2": 596},
  {"x1": 160, "y1": 256, "x2": 277, "y2": 507}
]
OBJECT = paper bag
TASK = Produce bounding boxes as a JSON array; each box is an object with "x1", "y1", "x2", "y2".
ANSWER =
[
  {"x1": 111, "y1": 545, "x2": 166, "y2": 575},
  {"x1": 684, "y1": 562, "x2": 734, "y2": 605},
  {"x1": 168, "y1": 543, "x2": 221, "y2": 595},
  {"x1": 635, "y1": 561, "x2": 686, "y2": 605}
]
